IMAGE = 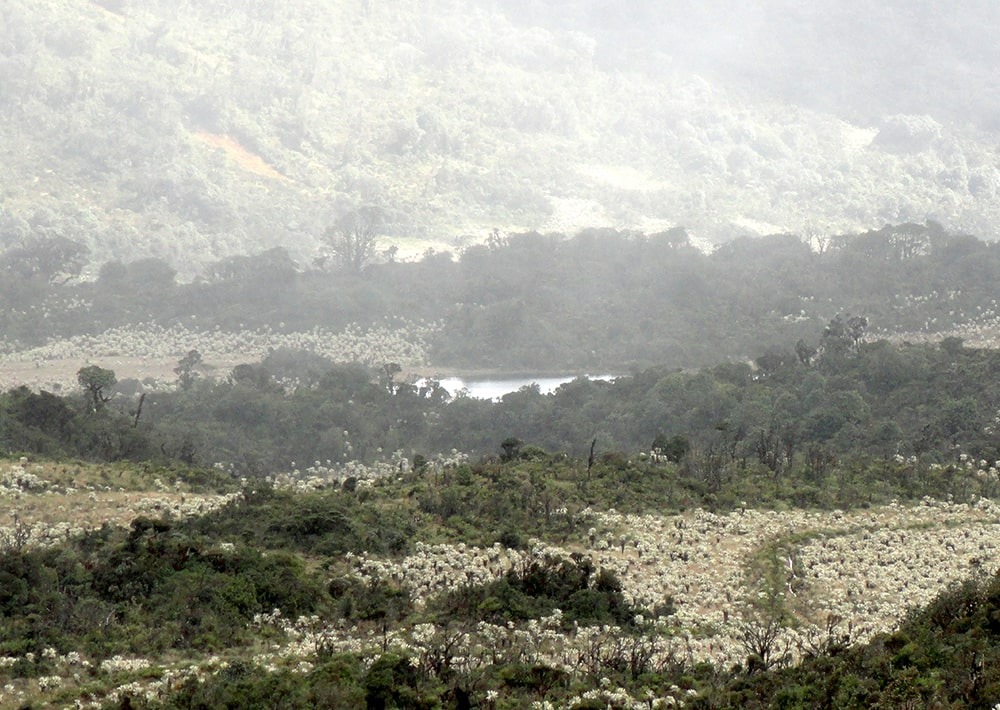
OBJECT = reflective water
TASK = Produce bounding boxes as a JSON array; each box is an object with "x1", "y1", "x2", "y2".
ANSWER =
[{"x1": 428, "y1": 374, "x2": 616, "y2": 400}]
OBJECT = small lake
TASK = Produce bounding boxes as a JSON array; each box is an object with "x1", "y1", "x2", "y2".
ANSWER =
[{"x1": 427, "y1": 374, "x2": 617, "y2": 400}]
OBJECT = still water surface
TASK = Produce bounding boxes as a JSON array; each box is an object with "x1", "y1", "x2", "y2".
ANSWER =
[{"x1": 432, "y1": 374, "x2": 616, "y2": 400}]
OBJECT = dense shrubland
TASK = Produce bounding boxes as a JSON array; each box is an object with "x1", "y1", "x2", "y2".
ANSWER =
[
  {"x1": 1, "y1": 453, "x2": 999, "y2": 707},
  {"x1": 6, "y1": 325, "x2": 999, "y2": 499},
  {"x1": 1, "y1": 330, "x2": 999, "y2": 705},
  {"x1": 2, "y1": 223, "x2": 999, "y2": 374},
  {"x1": 0, "y1": 517, "x2": 325, "y2": 658},
  {"x1": 705, "y1": 569, "x2": 1000, "y2": 707},
  {"x1": 1, "y1": 226, "x2": 1000, "y2": 705}
]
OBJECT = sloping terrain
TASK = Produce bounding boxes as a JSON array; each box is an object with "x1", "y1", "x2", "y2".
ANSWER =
[{"x1": 1, "y1": 0, "x2": 998, "y2": 277}]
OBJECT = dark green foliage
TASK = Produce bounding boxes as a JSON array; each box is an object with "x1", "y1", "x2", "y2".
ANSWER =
[
  {"x1": 97, "y1": 337, "x2": 1000, "y2": 485},
  {"x1": 0, "y1": 387, "x2": 75, "y2": 456},
  {"x1": 500, "y1": 436, "x2": 524, "y2": 462},
  {"x1": 6, "y1": 226, "x2": 1000, "y2": 370},
  {"x1": 496, "y1": 662, "x2": 568, "y2": 696},
  {"x1": 185, "y1": 487, "x2": 418, "y2": 557},
  {"x1": 363, "y1": 653, "x2": 428, "y2": 710},
  {"x1": 4, "y1": 334, "x2": 1000, "y2": 516},
  {"x1": 0, "y1": 518, "x2": 327, "y2": 657},
  {"x1": 329, "y1": 577, "x2": 413, "y2": 627},
  {"x1": 306, "y1": 655, "x2": 367, "y2": 709},
  {"x1": 7, "y1": 387, "x2": 73, "y2": 436},
  {"x1": 3, "y1": 456, "x2": 993, "y2": 708},
  {"x1": 149, "y1": 654, "x2": 389, "y2": 710},
  {"x1": 0, "y1": 384, "x2": 163, "y2": 463},
  {"x1": 429, "y1": 554, "x2": 646, "y2": 628},
  {"x1": 5, "y1": 227, "x2": 1000, "y2": 476},
  {"x1": 136, "y1": 564, "x2": 1000, "y2": 710},
  {"x1": 260, "y1": 347, "x2": 336, "y2": 384},
  {"x1": 158, "y1": 661, "x2": 311, "y2": 709},
  {"x1": 653, "y1": 434, "x2": 691, "y2": 463}
]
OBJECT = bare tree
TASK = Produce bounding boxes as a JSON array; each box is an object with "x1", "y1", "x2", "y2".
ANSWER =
[
  {"x1": 738, "y1": 610, "x2": 789, "y2": 673},
  {"x1": 321, "y1": 206, "x2": 384, "y2": 273},
  {"x1": 0, "y1": 514, "x2": 32, "y2": 552}
]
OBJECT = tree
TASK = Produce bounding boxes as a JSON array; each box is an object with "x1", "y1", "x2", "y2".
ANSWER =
[
  {"x1": 845, "y1": 315, "x2": 869, "y2": 351},
  {"x1": 755, "y1": 350, "x2": 793, "y2": 377},
  {"x1": 77, "y1": 366, "x2": 117, "y2": 412},
  {"x1": 206, "y1": 247, "x2": 297, "y2": 284},
  {"x1": 9, "y1": 387, "x2": 74, "y2": 439},
  {"x1": 822, "y1": 315, "x2": 846, "y2": 342},
  {"x1": 500, "y1": 436, "x2": 523, "y2": 462},
  {"x1": 228, "y1": 364, "x2": 278, "y2": 392},
  {"x1": 174, "y1": 349, "x2": 202, "y2": 391},
  {"x1": 795, "y1": 339, "x2": 817, "y2": 366},
  {"x1": 738, "y1": 609, "x2": 789, "y2": 673},
  {"x1": 651, "y1": 433, "x2": 690, "y2": 463},
  {"x1": 939, "y1": 336, "x2": 965, "y2": 357},
  {"x1": 821, "y1": 315, "x2": 854, "y2": 357},
  {"x1": 0, "y1": 235, "x2": 89, "y2": 284},
  {"x1": 320, "y1": 206, "x2": 384, "y2": 273},
  {"x1": 379, "y1": 362, "x2": 402, "y2": 394}
]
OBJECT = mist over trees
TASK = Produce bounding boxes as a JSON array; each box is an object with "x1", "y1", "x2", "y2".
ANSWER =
[
  {"x1": 3, "y1": 222, "x2": 997, "y2": 370},
  {"x1": 498, "y1": 0, "x2": 1000, "y2": 130},
  {"x1": 1, "y1": 0, "x2": 999, "y2": 278},
  {"x1": 318, "y1": 206, "x2": 385, "y2": 273},
  {"x1": 1, "y1": 223, "x2": 998, "y2": 478}
]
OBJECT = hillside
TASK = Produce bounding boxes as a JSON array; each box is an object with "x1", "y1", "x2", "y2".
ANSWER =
[
  {"x1": 507, "y1": 0, "x2": 1000, "y2": 131},
  {"x1": 1, "y1": 451, "x2": 999, "y2": 707},
  {"x1": 6, "y1": 4, "x2": 1000, "y2": 706},
  {"x1": 1, "y1": 0, "x2": 999, "y2": 277}
]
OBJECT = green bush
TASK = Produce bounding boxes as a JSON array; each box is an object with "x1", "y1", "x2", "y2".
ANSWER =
[
  {"x1": 162, "y1": 662, "x2": 310, "y2": 709},
  {"x1": 0, "y1": 518, "x2": 328, "y2": 657},
  {"x1": 429, "y1": 554, "x2": 647, "y2": 628}
]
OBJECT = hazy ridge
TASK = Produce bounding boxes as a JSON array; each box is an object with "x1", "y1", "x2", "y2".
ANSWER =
[{"x1": 1, "y1": 0, "x2": 998, "y2": 277}]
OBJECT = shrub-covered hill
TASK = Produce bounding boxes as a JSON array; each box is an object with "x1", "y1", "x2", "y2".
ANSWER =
[
  {"x1": 509, "y1": 0, "x2": 1000, "y2": 132},
  {"x1": 4, "y1": 307, "x2": 1000, "y2": 706},
  {"x1": 1, "y1": 451, "x2": 1000, "y2": 708},
  {"x1": 1, "y1": 0, "x2": 999, "y2": 277},
  {"x1": 705, "y1": 569, "x2": 1000, "y2": 708}
]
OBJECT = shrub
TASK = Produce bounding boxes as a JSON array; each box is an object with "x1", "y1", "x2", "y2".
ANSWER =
[{"x1": 430, "y1": 554, "x2": 646, "y2": 628}]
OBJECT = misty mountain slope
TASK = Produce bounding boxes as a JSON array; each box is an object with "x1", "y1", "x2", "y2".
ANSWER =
[
  {"x1": 1, "y1": 0, "x2": 998, "y2": 276},
  {"x1": 497, "y1": 0, "x2": 1000, "y2": 131}
]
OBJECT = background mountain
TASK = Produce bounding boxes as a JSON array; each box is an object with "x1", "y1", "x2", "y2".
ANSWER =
[{"x1": 1, "y1": 0, "x2": 998, "y2": 277}]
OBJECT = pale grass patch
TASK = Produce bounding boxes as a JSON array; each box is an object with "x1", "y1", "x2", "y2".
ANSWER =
[
  {"x1": 0, "y1": 459, "x2": 235, "y2": 541},
  {"x1": 0, "y1": 355, "x2": 244, "y2": 393}
]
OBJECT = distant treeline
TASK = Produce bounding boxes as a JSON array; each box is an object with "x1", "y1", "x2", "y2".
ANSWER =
[
  {"x1": 2, "y1": 221, "x2": 999, "y2": 371},
  {"x1": 3, "y1": 332, "x2": 999, "y2": 507}
]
